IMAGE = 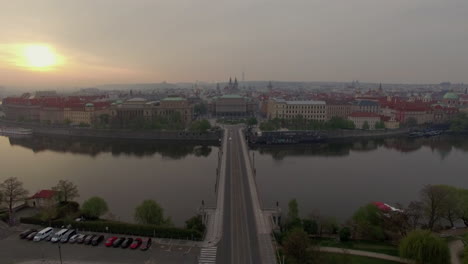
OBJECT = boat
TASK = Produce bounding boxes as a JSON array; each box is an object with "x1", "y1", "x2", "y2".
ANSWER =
[{"x1": 0, "y1": 127, "x2": 33, "y2": 135}]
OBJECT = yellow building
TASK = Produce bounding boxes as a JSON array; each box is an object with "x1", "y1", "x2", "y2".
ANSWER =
[{"x1": 267, "y1": 98, "x2": 327, "y2": 121}]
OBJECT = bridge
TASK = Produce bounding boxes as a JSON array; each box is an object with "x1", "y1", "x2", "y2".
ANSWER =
[{"x1": 200, "y1": 126, "x2": 278, "y2": 264}]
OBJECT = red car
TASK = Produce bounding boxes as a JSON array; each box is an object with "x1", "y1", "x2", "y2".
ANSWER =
[
  {"x1": 105, "y1": 236, "x2": 118, "y2": 247},
  {"x1": 130, "y1": 238, "x2": 142, "y2": 249}
]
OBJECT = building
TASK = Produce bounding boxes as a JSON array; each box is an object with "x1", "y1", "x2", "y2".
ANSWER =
[
  {"x1": 442, "y1": 92, "x2": 460, "y2": 107},
  {"x1": 348, "y1": 112, "x2": 381, "y2": 130},
  {"x1": 325, "y1": 100, "x2": 352, "y2": 120},
  {"x1": 27, "y1": 190, "x2": 58, "y2": 208},
  {"x1": 351, "y1": 100, "x2": 380, "y2": 113},
  {"x1": 64, "y1": 102, "x2": 111, "y2": 125},
  {"x1": 267, "y1": 98, "x2": 327, "y2": 121},
  {"x1": 210, "y1": 94, "x2": 256, "y2": 117}
]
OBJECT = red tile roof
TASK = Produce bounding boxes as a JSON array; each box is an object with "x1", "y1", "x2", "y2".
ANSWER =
[{"x1": 29, "y1": 190, "x2": 56, "y2": 199}]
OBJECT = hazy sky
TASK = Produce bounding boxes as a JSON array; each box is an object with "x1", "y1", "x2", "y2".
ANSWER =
[{"x1": 0, "y1": 0, "x2": 467, "y2": 87}]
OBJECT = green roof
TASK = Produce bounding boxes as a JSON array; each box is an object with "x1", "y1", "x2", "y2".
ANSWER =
[
  {"x1": 85, "y1": 103, "x2": 94, "y2": 107},
  {"x1": 162, "y1": 97, "x2": 185, "y2": 101},
  {"x1": 220, "y1": 94, "x2": 243, "y2": 99},
  {"x1": 443, "y1": 92, "x2": 459, "y2": 100}
]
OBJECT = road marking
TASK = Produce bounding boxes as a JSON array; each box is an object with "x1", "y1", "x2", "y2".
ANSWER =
[{"x1": 198, "y1": 246, "x2": 217, "y2": 264}]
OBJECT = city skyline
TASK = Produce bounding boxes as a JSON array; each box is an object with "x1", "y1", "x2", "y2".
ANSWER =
[{"x1": 1, "y1": 0, "x2": 468, "y2": 88}]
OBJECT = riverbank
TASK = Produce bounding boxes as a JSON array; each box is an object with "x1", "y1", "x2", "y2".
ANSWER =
[{"x1": 0, "y1": 119, "x2": 222, "y2": 142}]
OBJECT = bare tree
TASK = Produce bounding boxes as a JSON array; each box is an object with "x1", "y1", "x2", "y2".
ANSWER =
[
  {"x1": 406, "y1": 201, "x2": 424, "y2": 230},
  {"x1": 420, "y1": 185, "x2": 450, "y2": 230},
  {"x1": 52, "y1": 180, "x2": 79, "y2": 202},
  {"x1": 0, "y1": 177, "x2": 29, "y2": 225}
]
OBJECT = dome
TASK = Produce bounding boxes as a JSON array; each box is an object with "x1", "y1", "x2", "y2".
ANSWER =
[
  {"x1": 443, "y1": 92, "x2": 459, "y2": 100},
  {"x1": 85, "y1": 103, "x2": 94, "y2": 107}
]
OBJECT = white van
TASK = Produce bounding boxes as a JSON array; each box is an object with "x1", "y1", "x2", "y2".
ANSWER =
[
  {"x1": 50, "y1": 229, "x2": 68, "y2": 243},
  {"x1": 33, "y1": 227, "x2": 54, "y2": 242}
]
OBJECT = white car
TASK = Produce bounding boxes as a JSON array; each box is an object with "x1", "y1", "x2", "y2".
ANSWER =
[
  {"x1": 50, "y1": 229, "x2": 68, "y2": 243},
  {"x1": 33, "y1": 227, "x2": 54, "y2": 242}
]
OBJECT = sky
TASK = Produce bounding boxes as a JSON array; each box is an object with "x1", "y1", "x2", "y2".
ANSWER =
[{"x1": 0, "y1": 0, "x2": 467, "y2": 88}]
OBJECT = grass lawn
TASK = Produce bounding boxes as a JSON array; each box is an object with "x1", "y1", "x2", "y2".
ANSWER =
[
  {"x1": 322, "y1": 252, "x2": 400, "y2": 264},
  {"x1": 314, "y1": 238, "x2": 399, "y2": 256}
]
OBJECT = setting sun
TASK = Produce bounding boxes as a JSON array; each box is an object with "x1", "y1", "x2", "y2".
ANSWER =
[{"x1": 22, "y1": 45, "x2": 59, "y2": 69}]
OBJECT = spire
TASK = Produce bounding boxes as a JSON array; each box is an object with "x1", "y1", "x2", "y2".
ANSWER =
[
  {"x1": 229, "y1": 77, "x2": 232, "y2": 84},
  {"x1": 465, "y1": 88, "x2": 467, "y2": 94},
  {"x1": 234, "y1": 77, "x2": 238, "y2": 84}
]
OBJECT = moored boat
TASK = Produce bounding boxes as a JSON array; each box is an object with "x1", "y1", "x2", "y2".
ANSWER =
[{"x1": 0, "y1": 127, "x2": 33, "y2": 135}]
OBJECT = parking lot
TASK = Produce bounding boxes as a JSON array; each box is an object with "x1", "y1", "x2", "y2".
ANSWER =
[{"x1": 0, "y1": 230, "x2": 200, "y2": 264}]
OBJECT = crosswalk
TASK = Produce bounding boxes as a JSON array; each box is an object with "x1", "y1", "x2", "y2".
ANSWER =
[{"x1": 198, "y1": 246, "x2": 217, "y2": 264}]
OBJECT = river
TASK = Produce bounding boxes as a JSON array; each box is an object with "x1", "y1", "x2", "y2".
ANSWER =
[
  {"x1": 0, "y1": 135, "x2": 219, "y2": 226},
  {"x1": 253, "y1": 135, "x2": 468, "y2": 223}
]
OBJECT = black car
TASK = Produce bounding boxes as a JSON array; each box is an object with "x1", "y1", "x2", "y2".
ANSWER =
[
  {"x1": 26, "y1": 232, "x2": 38, "y2": 241},
  {"x1": 84, "y1": 235, "x2": 95, "y2": 245},
  {"x1": 112, "y1": 237, "x2": 125, "y2": 248},
  {"x1": 140, "y1": 238, "x2": 152, "y2": 251},
  {"x1": 76, "y1": 234, "x2": 87, "y2": 244},
  {"x1": 121, "y1": 238, "x2": 133, "y2": 248},
  {"x1": 91, "y1": 235, "x2": 104, "y2": 246},
  {"x1": 19, "y1": 229, "x2": 37, "y2": 239}
]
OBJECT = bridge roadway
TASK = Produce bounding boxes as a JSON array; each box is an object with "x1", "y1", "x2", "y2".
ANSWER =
[{"x1": 214, "y1": 126, "x2": 275, "y2": 264}]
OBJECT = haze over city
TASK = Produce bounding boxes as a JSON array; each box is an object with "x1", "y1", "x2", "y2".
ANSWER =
[{"x1": 1, "y1": 0, "x2": 468, "y2": 88}]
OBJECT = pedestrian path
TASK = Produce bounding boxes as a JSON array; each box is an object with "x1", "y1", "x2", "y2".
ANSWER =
[{"x1": 198, "y1": 246, "x2": 217, "y2": 264}]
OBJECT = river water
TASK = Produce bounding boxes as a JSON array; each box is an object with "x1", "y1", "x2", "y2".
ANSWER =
[
  {"x1": 253, "y1": 136, "x2": 468, "y2": 222},
  {"x1": 0, "y1": 135, "x2": 219, "y2": 226},
  {"x1": 2, "y1": 134, "x2": 468, "y2": 227}
]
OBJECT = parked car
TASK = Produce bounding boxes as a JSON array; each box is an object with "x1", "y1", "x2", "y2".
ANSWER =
[
  {"x1": 112, "y1": 237, "x2": 125, "y2": 248},
  {"x1": 26, "y1": 231, "x2": 38, "y2": 241},
  {"x1": 33, "y1": 227, "x2": 54, "y2": 242},
  {"x1": 76, "y1": 234, "x2": 87, "y2": 244},
  {"x1": 121, "y1": 238, "x2": 133, "y2": 248},
  {"x1": 105, "y1": 236, "x2": 118, "y2": 247},
  {"x1": 140, "y1": 238, "x2": 152, "y2": 251},
  {"x1": 19, "y1": 229, "x2": 37, "y2": 239},
  {"x1": 51, "y1": 229, "x2": 68, "y2": 243},
  {"x1": 68, "y1": 234, "x2": 80, "y2": 244},
  {"x1": 84, "y1": 235, "x2": 96, "y2": 245},
  {"x1": 91, "y1": 235, "x2": 104, "y2": 246},
  {"x1": 130, "y1": 238, "x2": 142, "y2": 249},
  {"x1": 60, "y1": 229, "x2": 76, "y2": 243}
]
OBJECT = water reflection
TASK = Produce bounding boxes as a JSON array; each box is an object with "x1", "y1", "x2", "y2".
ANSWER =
[
  {"x1": 8, "y1": 135, "x2": 216, "y2": 159},
  {"x1": 253, "y1": 136, "x2": 468, "y2": 160}
]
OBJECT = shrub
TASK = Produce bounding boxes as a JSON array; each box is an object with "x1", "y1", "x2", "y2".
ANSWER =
[
  {"x1": 339, "y1": 227, "x2": 351, "y2": 242},
  {"x1": 399, "y1": 230, "x2": 449, "y2": 264}
]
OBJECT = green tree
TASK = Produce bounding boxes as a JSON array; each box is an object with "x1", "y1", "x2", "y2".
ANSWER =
[
  {"x1": 458, "y1": 189, "x2": 468, "y2": 227},
  {"x1": 339, "y1": 227, "x2": 351, "y2": 242},
  {"x1": 399, "y1": 229, "x2": 450, "y2": 264},
  {"x1": 288, "y1": 199, "x2": 300, "y2": 223},
  {"x1": 463, "y1": 245, "x2": 468, "y2": 264},
  {"x1": 185, "y1": 215, "x2": 205, "y2": 233},
  {"x1": 375, "y1": 121, "x2": 386, "y2": 129},
  {"x1": 52, "y1": 180, "x2": 79, "y2": 202},
  {"x1": 246, "y1": 117, "x2": 258, "y2": 126},
  {"x1": 283, "y1": 228, "x2": 310, "y2": 264},
  {"x1": 450, "y1": 113, "x2": 468, "y2": 132},
  {"x1": 134, "y1": 200, "x2": 171, "y2": 226},
  {"x1": 302, "y1": 219, "x2": 318, "y2": 235},
  {"x1": 436, "y1": 185, "x2": 461, "y2": 228},
  {"x1": 362, "y1": 121, "x2": 370, "y2": 130},
  {"x1": 189, "y1": 119, "x2": 211, "y2": 132},
  {"x1": 0, "y1": 177, "x2": 29, "y2": 225},
  {"x1": 352, "y1": 203, "x2": 385, "y2": 240},
  {"x1": 82, "y1": 196, "x2": 108, "y2": 219}
]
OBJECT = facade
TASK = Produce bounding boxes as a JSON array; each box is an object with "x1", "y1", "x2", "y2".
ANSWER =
[
  {"x1": 348, "y1": 112, "x2": 381, "y2": 130},
  {"x1": 27, "y1": 190, "x2": 57, "y2": 208},
  {"x1": 64, "y1": 103, "x2": 111, "y2": 125},
  {"x1": 442, "y1": 92, "x2": 460, "y2": 107},
  {"x1": 211, "y1": 94, "x2": 256, "y2": 117},
  {"x1": 267, "y1": 98, "x2": 327, "y2": 121},
  {"x1": 351, "y1": 100, "x2": 380, "y2": 113},
  {"x1": 325, "y1": 100, "x2": 352, "y2": 120}
]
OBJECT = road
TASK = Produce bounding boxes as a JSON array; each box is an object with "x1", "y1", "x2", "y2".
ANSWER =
[{"x1": 216, "y1": 126, "x2": 261, "y2": 264}]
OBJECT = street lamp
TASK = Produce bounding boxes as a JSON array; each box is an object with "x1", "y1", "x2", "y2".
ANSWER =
[{"x1": 58, "y1": 242, "x2": 63, "y2": 264}]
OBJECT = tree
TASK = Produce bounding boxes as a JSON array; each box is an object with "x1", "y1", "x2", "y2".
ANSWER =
[
  {"x1": 420, "y1": 185, "x2": 451, "y2": 230},
  {"x1": 189, "y1": 119, "x2": 211, "y2": 132},
  {"x1": 458, "y1": 189, "x2": 468, "y2": 227},
  {"x1": 82, "y1": 196, "x2": 108, "y2": 219},
  {"x1": 404, "y1": 117, "x2": 418, "y2": 128},
  {"x1": 286, "y1": 199, "x2": 301, "y2": 229},
  {"x1": 406, "y1": 201, "x2": 424, "y2": 230},
  {"x1": 375, "y1": 121, "x2": 386, "y2": 129},
  {"x1": 352, "y1": 203, "x2": 385, "y2": 240},
  {"x1": 339, "y1": 227, "x2": 351, "y2": 242},
  {"x1": 134, "y1": 200, "x2": 170, "y2": 226},
  {"x1": 0, "y1": 177, "x2": 29, "y2": 225},
  {"x1": 185, "y1": 214, "x2": 205, "y2": 233},
  {"x1": 283, "y1": 228, "x2": 310, "y2": 264},
  {"x1": 52, "y1": 180, "x2": 79, "y2": 202},
  {"x1": 362, "y1": 121, "x2": 370, "y2": 130},
  {"x1": 437, "y1": 185, "x2": 460, "y2": 228},
  {"x1": 302, "y1": 219, "x2": 318, "y2": 235},
  {"x1": 450, "y1": 113, "x2": 468, "y2": 132},
  {"x1": 246, "y1": 117, "x2": 258, "y2": 126},
  {"x1": 194, "y1": 103, "x2": 208, "y2": 116},
  {"x1": 399, "y1": 230, "x2": 449, "y2": 264}
]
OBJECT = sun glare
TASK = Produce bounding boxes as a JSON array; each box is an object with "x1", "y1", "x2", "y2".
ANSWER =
[{"x1": 21, "y1": 44, "x2": 62, "y2": 70}]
